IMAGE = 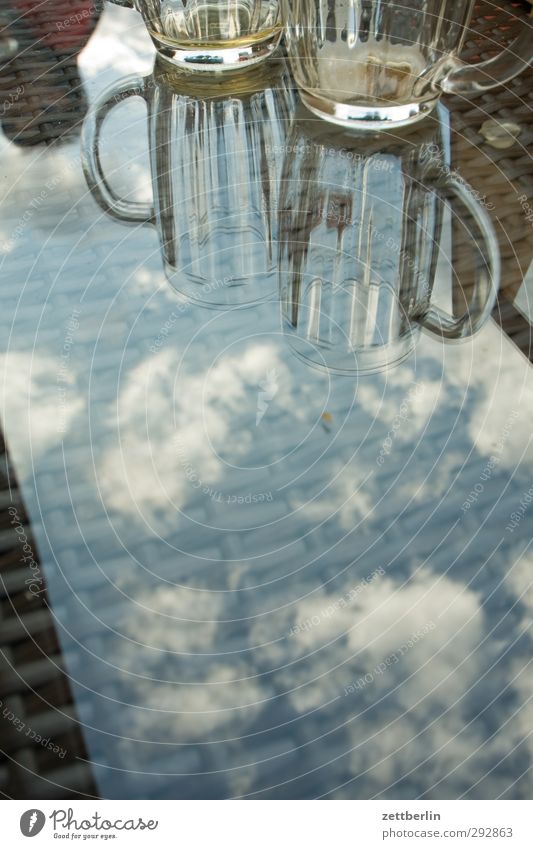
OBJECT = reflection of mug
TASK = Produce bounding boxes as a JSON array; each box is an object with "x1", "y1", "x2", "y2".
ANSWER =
[
  {"x1": 279, "y1": 108, "x2": 499, "y2": 375},
  {"x1": 281, "y1": 0, "x2": 533, "y2": 129},
  {"x1": 82, "y1": 60, "x2": 295, "y2": 307},
  {"x1": 109, "y1": 0, "x2": 281, "y2": 71}
]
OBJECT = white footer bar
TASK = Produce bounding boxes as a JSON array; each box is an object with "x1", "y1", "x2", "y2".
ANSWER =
[{"x1": 2, "y1": 800, "x2": 532, "y2": 848}]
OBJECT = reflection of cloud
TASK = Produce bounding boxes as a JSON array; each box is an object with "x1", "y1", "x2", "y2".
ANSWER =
[
  {"x1": 117, "y1": 583, "x2": 223, "y2": 652},
  {"x1": 356, "y1": 375, "x2": 441, "y2": 440},
  {"x1": 358, "y1": 325, "x2": 533, "y2": 476},
  {"x1": 345, "y1": 570, "x2": 483, "y2": 710},
  {"x1": 0, "y1": 352, "x2": 83, "y2": 477},
  {"x1": 508, "y1": 656, "x2": 533, "y2": 766},
  {"x1": 108, "y1": 585, "x2": 270, "y2": 743},
  {"x1": 430, "y1": 328, "x2": 533, "y2": 469},
  {"x1": 98, "y1": 348, "x2": 222, "y2": 524},
  {"x1": 250, "y1": 585, "x2": 354, "y2": 673},
  {"x1": 249, "y1": 565, "x2": 528, "y2": 797},
  {"x1": 0, "y1": 145, "x2": 91, "y2": 251},
  {"x1": 405, "y1": 450, "x2": 464, "y2": 504},
  {"x1": 98, "y1": 344, "x2": 292, "y2": 527},
  {"x1": 268, "y1": 568, "x2": 483, "y2": 716},
  {"x1": 88, "y1": 548, "x2": 532, "y2": 797},
  {"x1": 288, "y1": 460, "x2": 374, "y2": 530},
  {"x1": 505, "y1": 547, "x2": 533, "y2": 623},
  {"x1": 138, "y1": 662, "x2": 268, "y2": 740}
]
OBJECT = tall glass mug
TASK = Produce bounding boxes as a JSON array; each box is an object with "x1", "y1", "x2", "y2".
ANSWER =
[
  {"x1": 278, "y1": 106, "x2": 499, "y2": 374},
  {"x1": 110, "y1": 0, "x2": 281, "y2": 71},
  {"x1": 82, "y1": 59, "x2": 295, "y2": 307},
  {"x1": 281, "y1": 0, "x2": 533, "y2": 129}
]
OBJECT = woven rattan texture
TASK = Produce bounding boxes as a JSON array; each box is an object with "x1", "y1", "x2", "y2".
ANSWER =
[
  {"x1": 0, "y1": 1, "x2": 102, "y2": 146},
  {"x1": 448, "y1": 1, "x2": 533, "y2": 358},
  {"x1": 0, "y1": 434, "x2": 97, "y2": 798}
]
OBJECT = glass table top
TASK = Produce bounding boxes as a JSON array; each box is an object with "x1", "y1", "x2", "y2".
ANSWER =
[{"x1": 0, "y1": 3, "x2": 532, "y2": 800}]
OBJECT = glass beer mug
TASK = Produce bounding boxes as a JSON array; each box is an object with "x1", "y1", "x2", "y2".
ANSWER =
[
  {"x1": 281, "y1": 0, "x2": 533, "y2": 129},
  {"x1": 82, "y1": 59, "x2": 295, "y2": 307},
  {"x1": 110, "y1": 0, "x2": 282, "y2": 71},
  {"x1": 278, "y1": 106, "x2": 500, "y2": 374}
]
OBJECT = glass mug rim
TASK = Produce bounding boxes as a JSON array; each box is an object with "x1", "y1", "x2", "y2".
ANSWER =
[{"x1": 109, "y1": 0, "x2": 282, "y2": 72}]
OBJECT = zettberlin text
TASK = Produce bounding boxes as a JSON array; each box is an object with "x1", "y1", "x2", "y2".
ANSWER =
[{"x1": 382, "y1": 811, "x2": 441, "y2": 821}]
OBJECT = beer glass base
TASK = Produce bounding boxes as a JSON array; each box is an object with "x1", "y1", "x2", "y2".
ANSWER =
[
  {"x1": 285, "y1": 333, "x2": 417, "y2": 376},
  {"x1": 165, "y1": 264, "x2": 277, "y2": 309},
  {"x1": 299, "y1": 90, "x2": 440, "y2": 130},
  {"x1": 150, "y1": 28, "x2": 283, "y2": 73}
]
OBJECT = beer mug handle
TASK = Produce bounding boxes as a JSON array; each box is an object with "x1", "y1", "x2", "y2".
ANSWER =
[
  {"x1": 415, "y1": 172, "x2": 500, "y2": 340},
  {"x1": 81, "y1": 76, "x2": 155, "y2": 225},
  {"x1": 442, "y1": 18, "x2": 532, "y2": 94}
]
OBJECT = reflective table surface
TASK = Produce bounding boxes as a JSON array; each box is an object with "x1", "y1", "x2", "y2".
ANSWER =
[{"x1": 1, "y1": 3, "x2": 532, "y2": 799}]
